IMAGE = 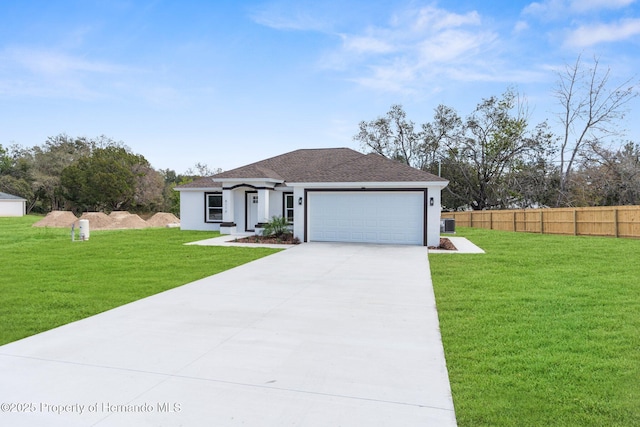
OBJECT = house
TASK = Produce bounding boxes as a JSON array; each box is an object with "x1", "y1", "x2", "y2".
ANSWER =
[
  {"x1": 0, "y1": 192, "x2": 27, "y2": 217},
  {"x1": 175, "y1": 148, "x2": 448, "y2": 246}
]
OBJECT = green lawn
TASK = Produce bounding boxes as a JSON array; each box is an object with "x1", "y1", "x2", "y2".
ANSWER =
[
  {"x1": 0, "y1": 215, "x2": 280, "y2": 345},
  {"x1": 430, "y1": 228, "x2": 640, "y2": 427}
]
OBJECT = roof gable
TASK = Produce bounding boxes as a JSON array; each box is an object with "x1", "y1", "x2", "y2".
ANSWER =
[
  {"x1": 212, "y1": 148, "x2": 363, "y2": 182},
  {"x1": 211, "y1": 148, "x2": 446, "y2": 183},
  {"x1": 174, "y1": 177, "x2": 222, "y2": 189},
  {"x1": 0, "y1": 192, "x2": 26, "y2": 201}
]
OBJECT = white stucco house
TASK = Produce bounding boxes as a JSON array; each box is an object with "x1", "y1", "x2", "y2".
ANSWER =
[
  {"x1": 0, "y1": 192, "x2": 27, "y2": 217},
  {"x1": 175, "y1": 148, "x2": 449, "y2": 246}
]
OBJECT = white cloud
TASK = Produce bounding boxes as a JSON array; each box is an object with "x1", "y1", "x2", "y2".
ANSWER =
[
  {"x1": 249, "y1": 3, "x2": 329, "y2": 31},
  {"x1": 323, "y1": 5, "x2": 507, "y2": 92},
  {"x1": 5, "y1": 47, "x2": 126, "y2": 76},
  {"x1": 570, "y1": 0, "x2": 636, "y2": 12},
  {"x1": 514, "y1": 20, "x2": 530, "y2": 33},
  {"x1": 0, "y1": 46, "x2": 133, "y2": 99},
  {"x1": 524, "y1": 0, "x2": 635, "y2": 19},
  {"x1": 340, "y1": 33, "x2": 396, "y2": 54},
  {"x1": 565, "y1": 18, "x2": 640, "y2": 47},
  {"x1": 410, "y1": 5, "x2": 481, "y2": 31},
  {"x1": 523, "y1": 0, "x2": 568, "y2": 20}
]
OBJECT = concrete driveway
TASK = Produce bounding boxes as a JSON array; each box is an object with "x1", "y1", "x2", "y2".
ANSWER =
[{"x1": 0, "y1": 243, "x2": 456, "y2": 426}]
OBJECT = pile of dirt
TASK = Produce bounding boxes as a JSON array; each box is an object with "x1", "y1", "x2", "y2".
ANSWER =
[
  {"x1": 146, "y1": 212, "x2": 180, "y2": 228},
  {"x1": 75, "y1": 212, "x2": 115, "y2": 230},
  {"x1": 33, "y1": 211, "x2": 180, "y2": 230},
  {"x1": 108, "y1": 211, "x2": 131, "y2": 219},
  {"x1": 107, "y1": 213, "x2": 149, "y2": 229},
  {"x1": 33, "y1": 211, "x2": 78, "y2": 228}
]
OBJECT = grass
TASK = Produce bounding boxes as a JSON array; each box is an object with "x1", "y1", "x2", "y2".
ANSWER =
[
  {"x1": 0, "y1": 215, "x2": 280, "y2": 345},
  {"x1": 430, "y1": 227, "x2": 640, "y2": 426}
]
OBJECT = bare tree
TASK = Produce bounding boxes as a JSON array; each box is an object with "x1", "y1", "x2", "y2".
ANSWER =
[
  {"x1": 354, "y1": 105, "x2": 424, "y2": 168},
  {"x1": 185, "y1": 162, "x2": 222, "y2": 177},
  {"x1": 554, "y1": 55, "x2": 638, "y2": 206}
]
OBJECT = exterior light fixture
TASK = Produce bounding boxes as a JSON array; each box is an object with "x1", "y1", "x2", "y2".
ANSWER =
[
  {"x1": 298, "y1": 197, "x2": 303, "y2": 205},
  {"x1": 429, "y1": 197, "x2": 435, "y2": 206}
]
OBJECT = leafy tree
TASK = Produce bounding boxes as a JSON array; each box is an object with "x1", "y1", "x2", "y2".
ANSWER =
[
  {"x1": 0, "y1": 144, "x2": 11, "y2": 174},
  {"x1": 132, "y1": 163, "x2": 164, "y2": 211},
  {"x1": 354, "y1": 104, "x2": 425, "y2": 168},
  {"x1": 356, "y1": 90, "x2": 554, "y2": 210},
  {"x1": 61, "y1": 146, "x2": 151, "y2": 212}
]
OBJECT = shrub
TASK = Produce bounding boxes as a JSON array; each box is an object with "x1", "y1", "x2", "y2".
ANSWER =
[{"x1": 262, "y1": 216, "x2": 290, "y2": 238}]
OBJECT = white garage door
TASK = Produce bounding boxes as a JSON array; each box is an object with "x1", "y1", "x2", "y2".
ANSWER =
[{"x1": 307, "y1": 191, "x2": 425, "y2": 245}]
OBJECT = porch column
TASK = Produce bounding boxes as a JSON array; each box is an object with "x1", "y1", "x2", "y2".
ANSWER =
[
  {"x1": 220, "y1": 188, "x2": 236, "y2": 234},
  {"x1": 256, "y1": 188, "x2": 270, "y2": 226}
]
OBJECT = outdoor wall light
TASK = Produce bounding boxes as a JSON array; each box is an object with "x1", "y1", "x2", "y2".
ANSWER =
[
  {"x1": 298, "y1": 197, "x2": 303, "y2": 205},
  {"x1": 429, "y1": 197, "x2": 434, "y2": 206}
]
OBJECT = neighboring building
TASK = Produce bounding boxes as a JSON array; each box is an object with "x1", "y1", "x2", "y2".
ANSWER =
[
  {"x1": 175, "y1": 148, "x2": 449, "y2": 246},
  {"x1": 0, "y1": 192, "x2": 27, "y2": 217}
]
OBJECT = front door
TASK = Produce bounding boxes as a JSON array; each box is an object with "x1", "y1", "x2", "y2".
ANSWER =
[{"x1": 245, "y1": 192, "x2": 259, "y2": 231}]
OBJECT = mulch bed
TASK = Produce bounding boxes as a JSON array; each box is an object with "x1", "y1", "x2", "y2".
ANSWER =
[{"x1": 232, "y1": 234, "x2": 301, "y2": 245}]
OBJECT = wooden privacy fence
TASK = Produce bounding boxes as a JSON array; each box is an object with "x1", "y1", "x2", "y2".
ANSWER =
[{"x1": 444, "y1": 206, "x2": 640, "y2": 238}]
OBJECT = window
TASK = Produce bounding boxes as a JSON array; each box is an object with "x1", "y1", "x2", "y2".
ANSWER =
[
  {"x1": 205, "y1": 193, "x2": 222, "y2": 222},
  {"x1": 284, "y1": 193, "x2": 294, "y2": 223}
]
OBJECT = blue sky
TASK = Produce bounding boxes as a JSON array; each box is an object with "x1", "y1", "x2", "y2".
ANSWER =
[{"x1": 1, "y1": 0, "x2": 639, "y2": 172}]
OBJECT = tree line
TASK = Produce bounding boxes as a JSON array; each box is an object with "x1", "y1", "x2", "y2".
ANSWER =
[
  {"x1": 0, "y1": 134, "x2": 215, "y2": 215},
  {"x1": 354, "y1": 56, "x2": 639, "y2": 210}
]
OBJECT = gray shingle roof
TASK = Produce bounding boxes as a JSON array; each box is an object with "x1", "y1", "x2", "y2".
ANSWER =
[
  {"x1": 175, "y1": 177, "x2": 222, "y2": 189},
  {"x1": 211, "y1": 148, "x2": 446, "y2": 183},
  {"x1": 0, "y1": 192, "x2": 27, "y2": 200}
]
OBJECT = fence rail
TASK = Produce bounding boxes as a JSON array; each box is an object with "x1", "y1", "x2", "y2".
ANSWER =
[{"x1": 444, "y1": 206, "x2": 640, "y2": 238}]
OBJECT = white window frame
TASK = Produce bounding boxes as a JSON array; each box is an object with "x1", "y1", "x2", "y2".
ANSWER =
[{"x1": 284, "y1": 193, "x2": 294, "y2": 224}]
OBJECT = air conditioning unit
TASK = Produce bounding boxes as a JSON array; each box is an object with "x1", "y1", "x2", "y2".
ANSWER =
[{"x1": 440, "y1": 218, "x2": 455, "y2": 233}]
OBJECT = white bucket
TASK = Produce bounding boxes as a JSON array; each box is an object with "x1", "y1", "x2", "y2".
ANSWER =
[{"x1": 79, "y1": 219, "x2": 90, "y2": 241}]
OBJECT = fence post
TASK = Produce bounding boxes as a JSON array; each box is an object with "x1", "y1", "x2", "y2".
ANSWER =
[
  {"x1": 614, "y1": 208, "x2": 619, "y2": 238},
  {"x1": 540, "y1": 210, "x2": 544, "y2": 234},
  {"x1": 490, "y1": 211, "x2": 493, "y2": 230},
  {"x1": 573, "y1": 209, "x2": 577, "y2": 236},
  {"x1": 513, "y1": 211, "x2": 516, "y2": 232}
]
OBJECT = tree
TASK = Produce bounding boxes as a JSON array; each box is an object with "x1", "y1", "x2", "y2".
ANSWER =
[
  {"x1": 61, "y1": 146, "x2": 151, "y2": 212},
  {"x1": 0, "y1": 144, "x2": 11, "y2": 174},
  {"x1": 30, "y1": 134, "x2": 93, "y2": 211},
  {"x1": 554, "y1": 55, "x2": 638, "y2": 206},
  {"x1": 572, "y1": 141, "x2": 640, "y2": 206},
  {"x1": 355, "y1": 90, "x2": 556, "y2": 210},
  {"x1": 132, "y1": 163, "x2": 164, "y2": 211},
  {"x1": 354, "y1": 105, "x2": 425, "y2": 168},
  {"x1": 442, "y1": 90, "x2": 554, "y2": 210},
  {"x1": 185, "y1": 162, "x2": 221, "y2": 177}
]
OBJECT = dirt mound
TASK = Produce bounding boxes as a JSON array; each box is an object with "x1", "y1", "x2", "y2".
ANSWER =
[
  {"x1": 146, "y1": 212, "x2": 180, "y2": 227},
  {"x1": 75, "y1": 212, "x2": 115, "y2": 230},
  {"x1": 33, "y1": 211, "x2": 179, "y2": 230},
  {"x1": 108, "y1": 211, "x2": 131, "y2": 218},
  {"x1": 107, "y1": 213, "x2": 149, "y2": 229},
  {"x1": 33, "y1": 211, "x2": 78, "y2": 228}
]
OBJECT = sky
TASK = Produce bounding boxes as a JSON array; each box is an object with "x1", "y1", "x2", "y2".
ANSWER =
[{"x1": 1, "y1": 0, "x2": 639, "y2": 173}]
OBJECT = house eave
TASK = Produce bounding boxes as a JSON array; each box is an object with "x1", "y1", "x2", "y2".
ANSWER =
[
  {"x1": 174, "y1": 186, "x2": 222, "y2": 192},
  {"x1": 214, "y1": 177, "x2": 284, "y2": 185},
  {"x1": 287, "y1": 180, "x2": 449, "y2": 188}
]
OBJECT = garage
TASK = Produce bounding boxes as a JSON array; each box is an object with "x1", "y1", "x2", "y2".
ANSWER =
[
  {"x1": 306, "y1": 191, "x2": 426, "y2": 245},
  {"x1": 0, "y1": 192, "x2": 26, "y2": 217}
]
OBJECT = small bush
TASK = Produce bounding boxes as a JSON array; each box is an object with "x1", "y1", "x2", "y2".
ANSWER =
[{"x1": 262, "y1": 216, "x2": 290, "y2": 238}]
